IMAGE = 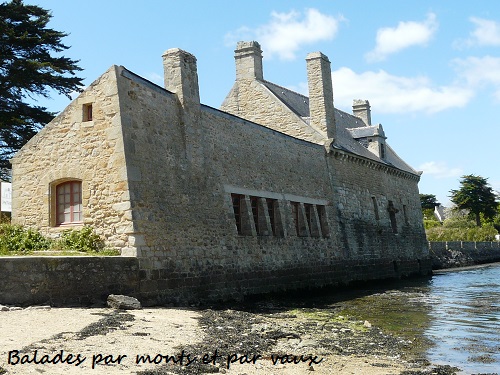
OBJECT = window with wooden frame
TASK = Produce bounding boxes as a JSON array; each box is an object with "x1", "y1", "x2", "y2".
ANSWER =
[
  {"x1": 56, "y1": 181, "x2": 82, "y2": 225},
  {"x1": 82, "y1": 103, "x2": 93, "y2": 122}
]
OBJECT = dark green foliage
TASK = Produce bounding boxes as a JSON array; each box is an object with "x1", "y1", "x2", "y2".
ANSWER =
[
  {"x1": 449, "y1": 175, "x2": 498, "y2": 227},
  {"x1": 420, "y1": 194, "x2": 440, "y2": 210},
  {"x1": 0, "y1": 0, "x2": 83, "y2": 178},
  {"x1": 0, "y1": 223, "x2": 52, "y2": 253},
  {"x1": 57, "y1": 226, "x2": 105, "y2": 252}
]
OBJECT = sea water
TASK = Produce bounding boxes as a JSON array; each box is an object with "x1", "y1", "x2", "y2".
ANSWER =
[{"x1": 425, "y1": 264, "x2": 500, "y2": 373}]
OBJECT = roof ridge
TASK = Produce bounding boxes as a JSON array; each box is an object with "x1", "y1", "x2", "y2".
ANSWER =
[{"x1": 261, "y1": 79, "x2": 309, "y2": 100}]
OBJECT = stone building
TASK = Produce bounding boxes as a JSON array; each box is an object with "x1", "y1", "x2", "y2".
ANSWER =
[{"x1": 11, "y1": 41, "x2": 430, "y2": 304}]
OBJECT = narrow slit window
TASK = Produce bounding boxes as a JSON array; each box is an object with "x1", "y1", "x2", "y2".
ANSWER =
[
  {"x1": 372, "y1": 197, "x2": 379, "y2": 220},
  {"x1": 317, "y1": 205, "x2": 330, "y2": 238},
  {"x1": 304, "y1": 204, "x2": 313, "y2": 236},
  {"x1": 403, "y1": 205, "x2": 409, "y2": 225},
  {"x1": 388, "y1": 200, "x2": 398, "y2": 234},
  {"x1": 266, "y1": 198, "x2": 276, "y2": 235},
  {"x1": 250, "y1": 196, "x2": 259, "y2": 235},
  {"x1": 231, "y1": 194, "x2": 243, "y2": 234},
  {"x1": 291, "y1": 201, "x2": 300, "y2": 236}
]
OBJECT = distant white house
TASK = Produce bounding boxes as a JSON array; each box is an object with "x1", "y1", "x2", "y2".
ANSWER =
[
  {"x1": 434, "y1": 205, "x2": 445, "y2": 222},
  {"x1": 0, "y1": 181, "x2": 11, "y2": 212}
]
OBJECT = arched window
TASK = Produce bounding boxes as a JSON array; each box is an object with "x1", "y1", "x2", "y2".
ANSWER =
[{"x1": 56, "y1": 181, "x2": 82, "y2": 225}]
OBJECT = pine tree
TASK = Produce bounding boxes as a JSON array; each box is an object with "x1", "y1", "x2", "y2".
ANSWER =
[
  {"x1": 450, "y1": 175, "x2": 498, "y2": 227},
  {"x1": 0, "y1": 0, "x2": 83, "y2": 178}
]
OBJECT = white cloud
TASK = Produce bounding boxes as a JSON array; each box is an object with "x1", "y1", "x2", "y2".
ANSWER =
[
  {"x1": 365, "y1": 13, "x2": 438, "y2": 62},
  {"x1": 225, "y1": 9, "x2": 342, "y2": 60},
  {"x1": 459, "y1": 17, "x2": 500, "y2": 47},
  {"x1": 452, "y1": 56, "x2": 500, "y2": 100},
  {"x1": 418, "y1": 161, "x2": 463, "y2": 179},
  {"x1": 331, "y1": 67, "x2": 473, "y2": 114}
]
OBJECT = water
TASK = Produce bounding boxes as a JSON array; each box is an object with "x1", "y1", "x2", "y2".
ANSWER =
[
  {"x1": 326, "y1": 263, "x2": 500, "y2": 374},
  {"x1": 425, "y1": 264, "x2": 500, "y2": 373}
]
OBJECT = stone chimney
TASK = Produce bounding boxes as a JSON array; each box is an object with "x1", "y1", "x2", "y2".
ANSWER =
[
  {"x1": 162, "y1": 48, "x2": 200, "y2": 108},
  {"x1": 234, "y1": 41, "x2": 264, "y2": 81},
  {"x1": 352, "y1": 99, "x2": 371, "y2": 126},
  {"x1": 306, "y1": 52, "x2": 335, "y2": 140}
]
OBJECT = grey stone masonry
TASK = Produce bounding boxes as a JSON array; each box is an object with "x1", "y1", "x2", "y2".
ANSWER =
[
  {"x1": 235, "y1": 41, "x2": 264, "y2": 81},
  {"x1": 306, "y1": 52, "x2": 336, "y2": 140},
  {"x1": 10, "y1": 41, "x2": 431, "y2": 305}
]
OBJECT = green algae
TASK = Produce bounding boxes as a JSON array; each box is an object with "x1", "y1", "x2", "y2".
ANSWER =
[{"x1": 336, "y1": 288, "x2": 434, "y2": 360}]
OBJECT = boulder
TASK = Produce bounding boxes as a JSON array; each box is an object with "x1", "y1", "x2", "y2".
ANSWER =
[{"x1": 107, "y1": 294, "x2": 142, "y2": 310}]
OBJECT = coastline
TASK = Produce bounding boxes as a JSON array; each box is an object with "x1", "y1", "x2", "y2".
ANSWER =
[
  {"x1": 4, "y1": 261, "x2": 500, "y2": 374},
  {"x1": 0, "y1": 301, "x2": 458, "y2": 375}
]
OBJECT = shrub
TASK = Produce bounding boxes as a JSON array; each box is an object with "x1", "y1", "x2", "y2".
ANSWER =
[
  {"x1": 442, "y1": 216, "x2": 476, "y2": 229},
  {"x1": 426, "y1": 222, "x2": 498, "y2": 242},
  {"x1": 424, "y1": 220, "x2": 441, "y2": 230},
  {"x1": 57, "y1": 226, "x2": 105, "y2": 253},
  {"x1": 0, "y1": 224, "x2": 52, "y2": 254}
]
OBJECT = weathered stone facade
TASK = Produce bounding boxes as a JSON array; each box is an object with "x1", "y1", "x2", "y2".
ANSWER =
[{"x1": 11, "y1": 41, "x2": 431, "y2": 305}]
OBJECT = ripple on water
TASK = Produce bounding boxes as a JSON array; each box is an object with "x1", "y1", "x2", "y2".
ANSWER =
[{"x1": 425, "y1": 264, "x2": 500, "y2": 373}]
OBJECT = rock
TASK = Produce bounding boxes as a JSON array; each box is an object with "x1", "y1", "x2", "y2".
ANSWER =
[
  {"x1": 1, "y1": 305, "x2": 9, "y2": 311},
  {"x1": 26, "y1": 305, "x2": 51, "y2": 310},
  {"x1": 107, "y1": 294, "x2": 142, "y2": 310},
  {"x1": 364, "y1": 320, "x2": 372, "y2": 328}
]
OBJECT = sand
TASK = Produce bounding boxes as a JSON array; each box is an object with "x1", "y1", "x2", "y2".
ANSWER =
[{"x1": 0, "y1": 305, "x2": 432, "y2": 375}]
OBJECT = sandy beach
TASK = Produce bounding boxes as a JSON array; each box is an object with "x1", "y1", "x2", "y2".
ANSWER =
[{"x1": 0, "y1": 303, "x2": 447, "y2": 375}]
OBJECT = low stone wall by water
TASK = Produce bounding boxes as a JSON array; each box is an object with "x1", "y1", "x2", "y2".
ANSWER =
[
  {"x1": 0, "y1": 256, "x2": 139, "y2": 306},
  {"x1": 429, "y1": 241, "x2": 500, "y2": 269},
  {"x1": 0, "y1": 255, "x2": 431, "y2": 307}
]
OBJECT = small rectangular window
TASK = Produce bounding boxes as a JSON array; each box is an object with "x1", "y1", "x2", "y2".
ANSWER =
[{"x1": 83, "y1": 103, "x2": 93, "y2": 122}]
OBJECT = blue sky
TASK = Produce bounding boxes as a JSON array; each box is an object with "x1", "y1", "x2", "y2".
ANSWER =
[{"x1": 30, "y1": 1, "x2": 500, "y2": 206}]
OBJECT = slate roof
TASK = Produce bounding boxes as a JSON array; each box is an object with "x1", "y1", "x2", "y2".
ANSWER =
[{"x1": 261, "y1": 80, "x2": 419, "y2": 176}]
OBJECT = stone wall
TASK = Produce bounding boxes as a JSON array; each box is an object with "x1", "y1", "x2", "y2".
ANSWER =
[
  {"x1": 115, "y1": 72, "x2": 431, "y2": 304},
  {"x1": 11, "y1": 66, "x2": 134, "y2": 249},
  {"x1": 10, "y1": 55, "x2": 431, "y2": 306},
  {"x1": 0, "y1": 256, "x2": 139, "y2": 306},
  {"x1": 429, "y1": 241, "x2": 500, "y2": 269}
]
